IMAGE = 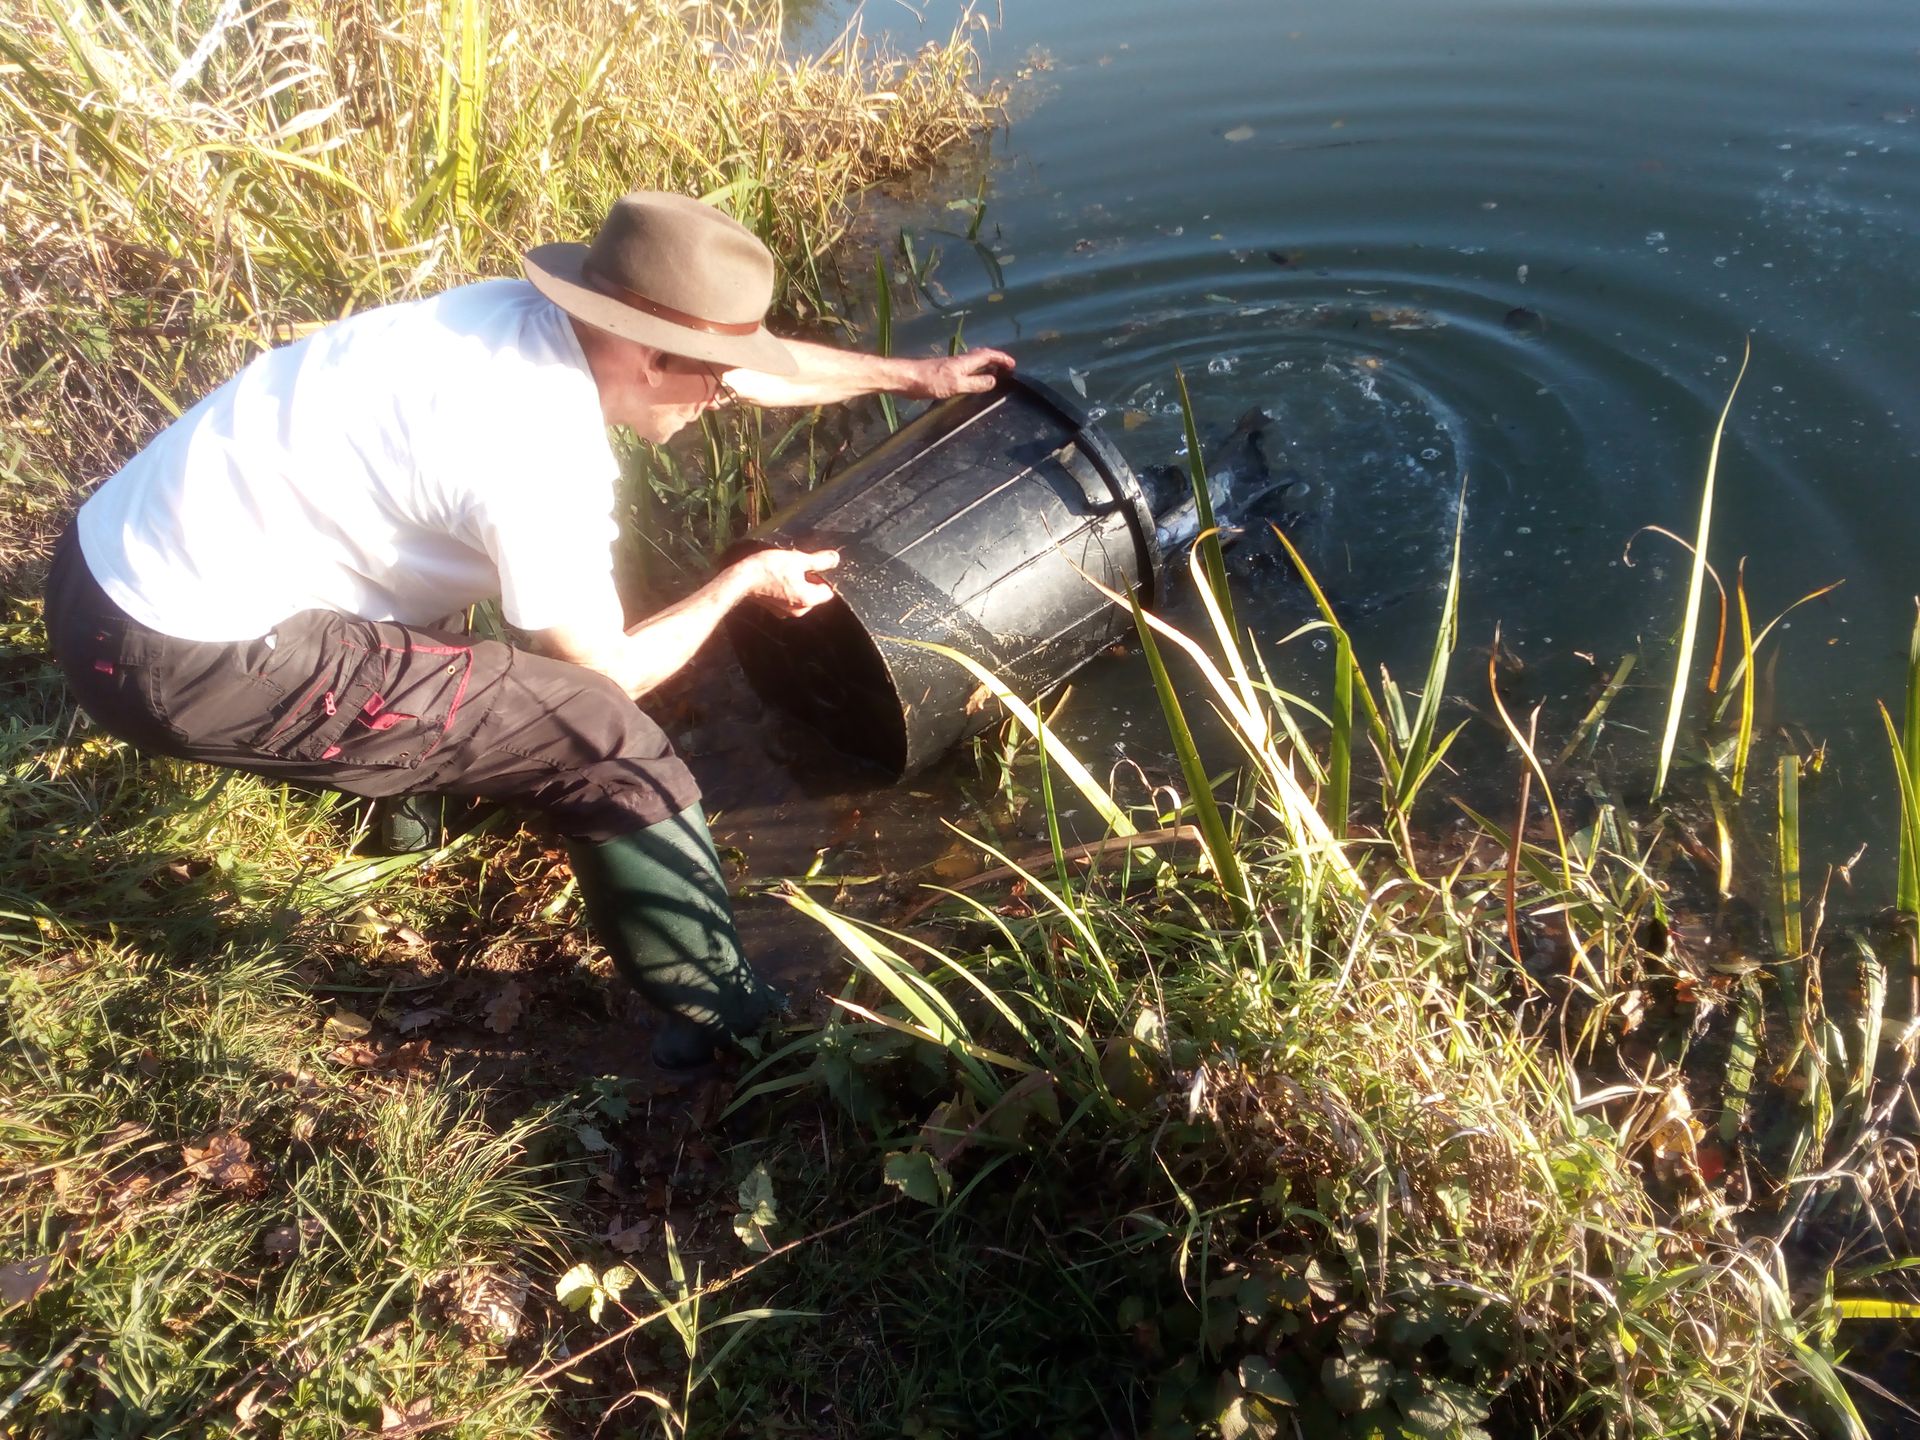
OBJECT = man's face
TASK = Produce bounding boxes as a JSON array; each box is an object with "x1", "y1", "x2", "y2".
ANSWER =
[{"x1": 632, "y1": 351, "x2": 736, "y2": 442}]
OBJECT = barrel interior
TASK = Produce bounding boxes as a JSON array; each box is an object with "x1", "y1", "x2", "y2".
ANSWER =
[{"x1": 727, "y1": 594, "x2": 908, "y2": 777}]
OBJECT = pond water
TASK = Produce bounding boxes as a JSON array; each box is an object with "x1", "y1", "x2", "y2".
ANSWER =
[{"x1": 783, "y1": 0, "x2": 1920, "y2": 900}]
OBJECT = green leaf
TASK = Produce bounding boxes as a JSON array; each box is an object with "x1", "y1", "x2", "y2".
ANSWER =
[
  {"x1": 554, "y1": 1262, "x2": 597, "y2": 1309},
  {"x1": 1322, "y1": 1356, "x2": 1393, "y2": 1415},
  {"x1": 732, "y1": 1162, "x2": 779, "y2": 1252},
  {"x1": 600, "y1": 1265, "x2": 637, "y2": 1302},
  {"x1": 1834, "y1": 1296, "x2": 1920, "y2": 1320},
  {"x1": 883, "y1": 1150, "x2": 953, "y2": 1207},
  {"x1": 1239, "y1": 1356, "x2": 1296, "y2": 1406},
  {"x1": 1219, "y1": 1395, "x2": 1281, "y2": 1440}
]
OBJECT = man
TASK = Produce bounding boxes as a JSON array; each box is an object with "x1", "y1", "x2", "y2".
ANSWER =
[{"x1": 42, "y1": 191, "x2": 1013, "y2": 1067}]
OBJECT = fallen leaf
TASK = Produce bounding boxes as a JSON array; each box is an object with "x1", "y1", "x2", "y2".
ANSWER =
[
  {"x1": 390, "y1": 925, "x2": 428, "y2": 951},
  {"x1": 183, "y1": 1131, "x2": 257, "y2": 1191},
  {"x1": 234, "y1": 1383, "x2": 269, "y2": 1427},
  {"x1": 963, "y1": 681, "x2": 994, "y2": 716},
  {"x1": 394, "y1": 1006, "x2": 448, "y2": 1034},
  {"x1": 1122, "y1": 409, "x2": 1150, "y2": 431},
  {"x1": 1223, "y1": 123, "x2": 1255, "y2": 142},
  {"x1": 484, "y1": 980, "x2": 527, "y2": 1035},
  {"x1": 448, "y1": 1268, "x2": 527, "y2": 1343},
  {"x1": 324, "y1": 1006, "x2": 372, "y2": 1042},
  {"x1": 931, "y1": 843, "x2": 977, "y2": 881},
  {"x1": 259, "y1": 1225, "x2": 300, "y2": 1256},
  {"x1": 379, "y1": 1395, "x2": 433, "y2": 1434},
  {"x1": 606, "y1": 1216, "x2": 655, "y2": 1253},
  {"x1": 0, "y1": 1255, "x2": 53, "y2": 1306}
]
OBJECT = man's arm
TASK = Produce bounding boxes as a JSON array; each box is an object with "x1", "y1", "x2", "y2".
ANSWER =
[
  {"x1": 722, "y1": 340, "x2": 1015, "y2": 409},
  {"x1": 533, "y1": 548, "x2": 838, "y2": 699}
]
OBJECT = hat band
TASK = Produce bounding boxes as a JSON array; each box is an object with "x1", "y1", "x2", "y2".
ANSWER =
[{"x1": 582, "y1": 266, "x2": 762, "y2": 338}]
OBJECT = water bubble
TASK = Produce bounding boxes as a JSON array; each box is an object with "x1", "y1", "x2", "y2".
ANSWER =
[
  {"x1": 1645, "y1": 230, "x2": 1666, "y2": 245},
  {"x1": 1419, "y1": 447, "x2": 1441, "y2": 461},
  {"x1": 1517, "y1": 525, "x2": 1532, "y2": 535},
  {"x1": 1206, "y1": 355, "x2": 1239, "y2": 375}
]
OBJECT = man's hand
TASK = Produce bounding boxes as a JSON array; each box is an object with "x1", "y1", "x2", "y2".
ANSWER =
[
  {"x1": 738, "y1": 547, "x2": 840, "y2": 617},
  {"x1": 895, "y1": 347, "x2": 1017, "y2": 400}
]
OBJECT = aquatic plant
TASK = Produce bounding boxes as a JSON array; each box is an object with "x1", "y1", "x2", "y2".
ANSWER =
[{"x1": 718, "y1": 376, "x2": 1918, "y2": 1438}]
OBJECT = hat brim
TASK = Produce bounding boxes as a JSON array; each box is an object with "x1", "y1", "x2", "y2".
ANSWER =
[{"x1": 523, "y1": 242, "x2": 799, "y2": 377}]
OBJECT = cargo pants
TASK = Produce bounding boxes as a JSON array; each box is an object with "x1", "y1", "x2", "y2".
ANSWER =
[{"x1": 42, "y1": 528, "x2": 701, "y2": 842}]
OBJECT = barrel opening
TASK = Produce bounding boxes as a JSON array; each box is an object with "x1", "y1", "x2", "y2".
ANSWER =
[{"x1": 727, "y1": 594, "x2": 908, "y2": 777}]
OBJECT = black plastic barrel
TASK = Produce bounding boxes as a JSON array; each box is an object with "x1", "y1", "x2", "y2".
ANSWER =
[{"x1": 725, "y1": 373, "x2": 1163, "y2": 778}]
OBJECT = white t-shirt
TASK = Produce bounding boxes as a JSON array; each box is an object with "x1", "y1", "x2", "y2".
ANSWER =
[{"x1": 77, "y1": 280, "x2": 621, "y2": 642}]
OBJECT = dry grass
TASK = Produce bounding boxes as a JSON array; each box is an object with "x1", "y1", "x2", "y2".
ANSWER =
[{"x1": 0, "y1": 0, "x2": 997, "y2": 592}]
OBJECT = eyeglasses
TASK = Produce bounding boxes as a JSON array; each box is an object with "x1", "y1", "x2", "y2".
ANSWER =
[{"x1": 662, "y1": 353, "x2": 738, "y2": 410}]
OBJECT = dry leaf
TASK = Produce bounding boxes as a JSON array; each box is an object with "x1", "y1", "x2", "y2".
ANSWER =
[
  {"x1": 330, "y1": 1039, "x2": 433, "y2": 1075},
  {"x1": 1645, "y1": 1084, "x2": 1703, "y2": 1169},
  {"x1": 394, "y1": 1006, "x2": 448, "y2": 1034},
  {"x1": 184, "y1": 1131, "x2": 257, "y2": 1191},
  {"x1": 259, "y1": 1224, "x2": 300, "y2": 1256},
  {"x1": 447, "y1": 1268, "x2": 527, "y2": 1343},
  {"x1": 324, "y1": 1006, "x2": 373, "y2": 1042},
  {"x1": 0, "y1": 1255, "x2": 53, "y2": 1307},
  {"x1": 390, "y1": 925, "x2": 428, "y2": 951},
  {"x1": 930, "y1": 843, "x2": 977, "y2": 881},
  {"x1": 606, "y1": 1216, "x2": 655, "y2": 1254},
  {"x1": 963, "y1": 681, "x2": 994, "y2": 716},
  {"x1": 234, "y1": 1382, "x2": 269, "y2": 1427},
  {"x1": 379, "y1": 1395, "x2": 433, "y2": 1434},
  {"x1": 483, "y1": 980, "x2": 527, "y2": 1035}
]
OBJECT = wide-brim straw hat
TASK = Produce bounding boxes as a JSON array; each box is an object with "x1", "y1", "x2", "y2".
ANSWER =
[{"x1": 524, "y1": 191, "x2": 797, "y2": 376}]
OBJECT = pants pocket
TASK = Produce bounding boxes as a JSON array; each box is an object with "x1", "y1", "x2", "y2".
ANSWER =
[{"x1": 251, "y1": 621, "x2": 473, "y2": 770}]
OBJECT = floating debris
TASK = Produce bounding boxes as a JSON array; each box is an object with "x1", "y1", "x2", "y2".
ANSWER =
[
  {"x1": 1503, "y1": 305, "x2": 1548, "y2": 338},
  {"x1": 1223, "y1": 124, "x2": 1255, "y2": 143}
]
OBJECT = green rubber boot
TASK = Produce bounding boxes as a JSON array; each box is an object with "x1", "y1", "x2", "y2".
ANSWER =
[{"x1": 565, "y1": 806, "x2": 783, "y2": 1070}]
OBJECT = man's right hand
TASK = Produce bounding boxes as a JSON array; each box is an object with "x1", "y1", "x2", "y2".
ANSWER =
[{"x1": 739, "y1": 548, "x2": 840, "y2": 618}]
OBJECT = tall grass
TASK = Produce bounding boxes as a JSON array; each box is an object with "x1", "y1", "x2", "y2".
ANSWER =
[{"x1": 0, "y1": 0, "x2": 997, "y2": 588}]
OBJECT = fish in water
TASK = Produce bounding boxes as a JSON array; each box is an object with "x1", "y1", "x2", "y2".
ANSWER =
[{"x1": 1142, "y1": 406, "x2": 1298, "y2": 552}]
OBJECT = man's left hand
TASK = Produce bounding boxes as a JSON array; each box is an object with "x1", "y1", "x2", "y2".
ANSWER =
[{"x1": 899, "y1": 348, "x2": 1016, "y2": 400}]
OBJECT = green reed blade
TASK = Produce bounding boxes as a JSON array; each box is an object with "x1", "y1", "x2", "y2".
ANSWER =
[
  {"x1": 1269, "y1": 523, "x2": 1400, "y2": 782},
  {"x1": 1731, "y1": 561, "x2": 1757, "y2": 795},
  {"x1": 1173, "y1": 368, "x2": 1241, "y2": 648},
  {"x1": 1833, "y1": 1297, "x2": 1920, "y2": 1320},
  {"x1": 1720, "y1": 978, "x2": 1761, "y2": 1144},
  {"x1": 1843, "y1": 934, "x2": 1885, "y2": 1146},
  {"x1": 1777, "y1": 752, "x2": 1802, "y2": 958},
  {"x1": 1900, "y1": 604, "x2": 1920, "y2": 912},
  {"x1": 452, "y1": 0, "x2": 484, "y2": 236},
  {"x1": 874, "y1": 253, "x2": 898, "y2": 433},
  {"x1": 1879, "y1": 700, "x2": 1920, "y2": 920},
  {"x1": 1654, "y1": 338, "x2": 1751, "y2": 802},
  {"x1": 1127, "y1": 586, "x2": 1252, "y2": 927},
  {"x1": 1329, "y1": 626, "x2": 1352, "y2": 840},
  {"x1": 1392, "y1": 477, "x2": 1466, "y2": 814},
  {"x1": 1555, "y1": 652, "x2": 1637, "y2": 766},
  {"x1": 1711, "y1": 579, "x2": 1844, "y2": 726}
]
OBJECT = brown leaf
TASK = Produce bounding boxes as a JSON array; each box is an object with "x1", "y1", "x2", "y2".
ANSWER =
[
  {"x1": 606, "y1": 1216, "x2": 655, "y2": 1254},
  {"x1": 378, "y1": 1395, "x2": 433, "y2": 1434},
  {"x1": 330, "y1": 1039, "x2": 433, "y2": 1076},
  {"x1": 483, "y1": 980, "x2": 527, "y2": 1035},
  {"x1": 234, "y1": 1383, "x2": 270, "y2": 1427},
  {"x1": 259, "y1": 1225, "x2": 301, "y2": 1256},
  {"x1": 394, "y1": 1006, "x2": 449, "y2": 1034},
  {"x1": 0, "y1": 1255, "x2": 54, "y2": 1306},
  {"x1": 447, "y1": 1268, "x2": 527, "y2": 1343},
  {"x1": 324, "y1": 1006, "x2": 373, "y2": 1042},
  {"x1": 390, "y1": 925, "x2": 428, "y2": 951},
  {"x1": 183, "y1": 1132, "x2": 257, "y2": 1191}
]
